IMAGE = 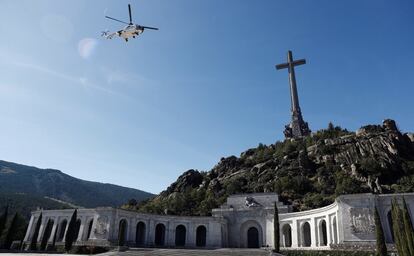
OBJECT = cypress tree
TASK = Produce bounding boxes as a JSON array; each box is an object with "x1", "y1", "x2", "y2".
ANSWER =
[
  {"x1": 0, "y1": 205, "x2": 8, "y2": 237},
  {"x1": 3, "y1": 213, "x2": 19, "y2": 250},
  {"x1": 29, "y1": 212, "x2": 42, "y2": 251},
  {"x1": 65, "y1": 209, "x2": 77, "y2": 252},
  {"x1": 391, "y1": 199, "x2": 410, "y2": 256},
  {"x1": 402, "y1": 198, "x2": 414, "y2": 256},
  {"x1": 273, "y1": 202, "x2": 280, "y2": 252},
  {"x1": 374, "y1": 207, "x2": 387, "y2": 256},
  {"x1": 40, "y1": 219, "x2": 53, "y2": 251}
]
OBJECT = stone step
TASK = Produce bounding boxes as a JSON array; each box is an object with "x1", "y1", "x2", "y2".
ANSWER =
[{"x1": 101, "y1": 248, "x2": 273, "y2": 256}]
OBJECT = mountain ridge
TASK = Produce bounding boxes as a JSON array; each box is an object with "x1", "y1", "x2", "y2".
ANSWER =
[{"x1": 0, "y1": 160, "x2": 154, "y2": 218}]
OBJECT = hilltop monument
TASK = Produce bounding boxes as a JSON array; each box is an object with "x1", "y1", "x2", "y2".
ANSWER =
[{"x1": 276, "y1": 50, "x2": 311, "y2": 138}]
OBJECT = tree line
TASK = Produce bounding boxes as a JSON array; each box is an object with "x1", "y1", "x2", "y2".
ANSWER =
[
  {"x1": 0, "y1": 206, "x2": 80, "y2": 252},
  {"x1": 0, "y1": 205, "x2": 27, "y2": 250},
  {"x1": 28, "y1": 209, "x2": 79, "y2": 252}
]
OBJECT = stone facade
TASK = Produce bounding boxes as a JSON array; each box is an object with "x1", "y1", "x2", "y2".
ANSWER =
[{"x1": 23, "y1": 192, "x2": 414, "y2": 250}]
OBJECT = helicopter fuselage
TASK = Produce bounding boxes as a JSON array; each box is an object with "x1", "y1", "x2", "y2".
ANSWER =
[{"x1": 118, "y1": 24, "x2": 144, "y2": 40}]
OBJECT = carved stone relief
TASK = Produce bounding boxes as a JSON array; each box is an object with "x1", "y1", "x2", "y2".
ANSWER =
[
  {"x1": 349, "y1": 208, "x2": 375, "y2": 234},
  {"x1": 94, "y1": 216, "x2": 108, "y2": 238}
]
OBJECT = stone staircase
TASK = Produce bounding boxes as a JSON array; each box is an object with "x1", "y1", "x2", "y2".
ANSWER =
[{"x1": 101, "y1": 248, "x2": 278, "y2": 256}]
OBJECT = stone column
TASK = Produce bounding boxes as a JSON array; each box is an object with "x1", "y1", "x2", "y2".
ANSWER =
[
  {"x1": 166, "y1": 221, "x2": 172, "y2": 247},
  {"x1": 326, "y1": 215, "x2": 332, "y2": 246},
  {"x1": 37, "y1": 218, "x2": 47, "y2": 242},
  {"x1": 77, "y1": 216, "x2": 86, "y2": 241},
  {"x1": 129, "y1": 217, "x2": 135, "y2": 244},
  {"x1": 23, "y1": 215, "x2": 35, "y2": 242},
  {"x1": 147, "y1": 219, "x2": 155, "y2": 246},
  {"x1": 62, "y1": 220, "x2": 70, "y2": 241},
  {"x1": 310, "y1": 218, "x2": 317, "y2": 248},
  {"x1": 48, "y1": 218, "x2": 58, "y2": 243},
  {"x1": 291, "y1": 220, "x2": 299, "y2": 248},
  {"x1": 187, "y1": 222, "x2": 195, "y2": 247}
]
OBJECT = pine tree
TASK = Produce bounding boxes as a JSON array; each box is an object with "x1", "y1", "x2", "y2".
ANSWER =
[
  {"x1": 374, "y1": 207, "x2": 387, "y2": 256},
  {"x1": 3, "y1": 213, "x2": 19, "y2": 250},
  {"x1": 273, "y1": 202, "x2": 280, "y2": 253},
  {"x1": 0, "y1": 205, "x2": 8, "y2": 237},
  {"x1": 30, "y1": 212, "x2": 42, "y2": 251},
  {"x1": 402, "y1": 198, "x2": 414, "y2": 256},
  {"x1": 65, "y1": 209, "x2": 77, "y2": 252}
]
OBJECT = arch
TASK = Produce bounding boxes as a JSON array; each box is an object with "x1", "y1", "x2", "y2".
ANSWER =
[
  {"x1": 175, "y1": 225, "x2": 186, "y2": 247},
  {"x1": 247, "y1": 227, "x2": 259, "y2": 248},
  {"x1": 240, "y1": 220, "x2": 263, "y2": 248},
  {"x1": 136, "y1": 221, "x2": 146, "y2": 246},
  {"x1": 57, "y1": 219, "x2": 67, "y2": 242},
  {"x1": 387, "y1": 210, "x2": 394, "y2": 242},
  {"x1": 154, "y1": 223, "x2": 165, "y2": 246},
  {"x1": 301, "y1": 222, "x2": 311, "y2": 247},
  {"x1": 86, "y1": 219, "x2": 93, "y2": 240},
  {"x1": 318, "y1": 219, "x2": 327, "y2": 246},
  {"x1": 118, "y1": 219, "x2": 128, "y2": 246},
  {"x1": 282, "y1": 224, "x2": 292, "y2": 247},
  {"x1": 74, "y1": 219, "x2": 81, "y2": 242},
  {"x1": 332, "y1": 216, "x2": 338, "y2": 244},
  {"x1": 196, "y1": 225, "x2": 207, "y2": 247},
  {"x1": 40, "y1": 219, "x2": 54, "y2": 250}
]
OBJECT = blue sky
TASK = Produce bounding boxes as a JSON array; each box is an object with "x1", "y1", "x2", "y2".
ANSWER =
[{"x1": 0, "y1": 0, "x2": 413, "y2": 194}]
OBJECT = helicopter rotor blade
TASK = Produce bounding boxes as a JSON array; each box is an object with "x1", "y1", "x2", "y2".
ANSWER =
[
  {"x1": 105, "y1": 16, "x2": 129, "y2": 25},
  {"x1": 142, "y1": 26, "x2": 159, "y2": 30},
  {"x1": 128, "y1": 4, "x2": 132, "y2": 24}
]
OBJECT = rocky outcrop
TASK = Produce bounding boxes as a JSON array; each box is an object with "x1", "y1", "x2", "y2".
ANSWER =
[{"x1": 141, "y1": 120, "x2": 414, "y2": 214}]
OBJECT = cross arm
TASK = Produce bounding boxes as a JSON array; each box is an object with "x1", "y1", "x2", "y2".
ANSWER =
[
  {"x1": 275, "y1": 63, "x2": 289, "y2": 70},
  {"x1": 276, "y1": 59, "x2": 306, "y2": 70},
  {"x1": 292, "y1": 59, "x2": 306, "y2": 66}
]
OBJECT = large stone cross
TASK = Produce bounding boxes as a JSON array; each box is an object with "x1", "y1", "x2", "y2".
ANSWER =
[
  {"x1": 275, "y1": 50, "x2": 306, "y2": 114},
  {"x1": 275, "y1": 50, "x2": 311, "y2": 138}
]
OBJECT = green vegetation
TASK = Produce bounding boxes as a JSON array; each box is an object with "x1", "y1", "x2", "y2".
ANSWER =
[
  {"x1": 391, "y1": 198, "x2": 414, "y2": 256},
  {"x1": 131, "y1": 121, "x2": 414, "y2": 216},
  {"x1": 30, "y1": 212, "x2": 42, "y2": 250},
  {"x1": 0, "y1": 206, "x2": 8, "y2": 238},
  {"x1": 401, "y1": 199, "x2": 414, "y2": 255},
  {"x1": 0, "y1": 212, "x2": 26, "y2": 250},
  {"x1": 0, "y1": 192, "x2": 71, "y2": 219},
  {"x1": 0, "y1": 160, "x2": 154, "y2": 212},
  {"x1": 374, "y1": 207, "x2": 387, "y2": 256},
  {"x1": 273, "y1": 202, "x2": 280, "y2": 253},
  {"x1": 65, "y1": 209, "x2": 77, "y2": 252},
  {"x1": 40, "y1": 219, "x2": 54, "y2": 251}
]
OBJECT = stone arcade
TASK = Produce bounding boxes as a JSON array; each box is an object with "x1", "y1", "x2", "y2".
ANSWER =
[{"x1": 23, "y1": 192, "x2": 414, "y2": 250}]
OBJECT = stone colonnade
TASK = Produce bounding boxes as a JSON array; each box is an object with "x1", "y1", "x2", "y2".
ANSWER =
[
  {"x1": 23, "y1": 208, "x2": 225, "y2": 249},
  {"x1": 279, "y1": 202, "x2": 339, "y2": 249}
]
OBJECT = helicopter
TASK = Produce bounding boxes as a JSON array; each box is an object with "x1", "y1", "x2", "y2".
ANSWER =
[{"x1": 102, "y1": 4, "x2": 158, "y2": 42}]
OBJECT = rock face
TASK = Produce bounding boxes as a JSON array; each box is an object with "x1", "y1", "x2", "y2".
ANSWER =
[{"x1": 138, "y1": 120, "x2": 414, "y2": 215}]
